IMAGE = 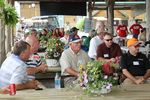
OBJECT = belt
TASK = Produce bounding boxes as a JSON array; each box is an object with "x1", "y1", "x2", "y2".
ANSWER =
[{"x1": 61, "y1": 75, "x2": 76, "y2": 79}]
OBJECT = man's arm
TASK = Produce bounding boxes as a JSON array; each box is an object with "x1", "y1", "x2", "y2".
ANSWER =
[
  {"x1": 88, "y1": 38, "x2": 97, "y2": 59},
  {"x1": 27, "y1": 64, "x2": 48, "y2": 75},
  {"x1": 16, "y1": 80, "x2": 38, "y2": 90},
  {"x1": 143, "y1": 69, "x2": 150, "y2": 80},
  {"x1": 65, "y1": 67, "x2": 79, "y2": 77},
  {"x1": 0, "y1": 86, "x2": 10, "y2": 94},
  {"x1": 122, "y1": 69, "x2": 142, "y2": 84}
]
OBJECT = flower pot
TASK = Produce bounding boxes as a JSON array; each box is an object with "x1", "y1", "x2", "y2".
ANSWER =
[
  {"x1": 91, "y1": 88, "x2": 112, "y2": 95},
  {"x1": 46, "y1": 59, "x2": 59, "y2": 67}
]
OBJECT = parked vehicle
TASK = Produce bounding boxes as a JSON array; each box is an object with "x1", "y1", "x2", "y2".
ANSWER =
[{"x1": 31, "y1": 15, "x2": 59, "y2": 31}]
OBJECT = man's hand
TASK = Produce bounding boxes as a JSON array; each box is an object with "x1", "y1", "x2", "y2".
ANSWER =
[
  {"x1": 110, "y1": 58, "x2": 116, "y2": 63},
  {"x1": 26, "y1": 80, "x2": 39, "y2": 89},
  {"x1": 0, "y1": 86, "x2": 10, "y2": 94},
  {"x1": 134, "y1": 77, "x2": 145, "y2": 84},
  {"x1": 38, "y1": 64, "x2": 48, "y2": 73}
]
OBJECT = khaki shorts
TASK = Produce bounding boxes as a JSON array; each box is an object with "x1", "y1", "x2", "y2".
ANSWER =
[
  {"x1": 122, "y1": 76, "x2": 150, "y2": 86},
  {"x1": 63, "y1": 77, "x2": 77, "y2": 88}
]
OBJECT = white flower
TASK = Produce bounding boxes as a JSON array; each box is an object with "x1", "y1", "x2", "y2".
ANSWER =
[
  {"x1": 103, "y1": 75, "x2": 108, "y2": 79},
  {"x1": 106, "y1": 83, "x2": 112, "y2": 90}
]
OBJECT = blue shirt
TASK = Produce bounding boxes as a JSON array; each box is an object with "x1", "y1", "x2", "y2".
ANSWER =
[{"x1": 0, "y1": 54, "x2": 29, "y2": 87}]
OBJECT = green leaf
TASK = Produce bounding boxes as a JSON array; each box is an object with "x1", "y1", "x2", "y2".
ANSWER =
[{"x1": 3, "y1": 3, "x2": 18, "y2": 26}]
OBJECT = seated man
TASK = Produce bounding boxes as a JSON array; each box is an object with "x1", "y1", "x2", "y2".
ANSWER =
[
  {"x1": 120, "y1": 38, "x2": 150, "y2": 85},
  {"x1": 88, "y1": 31, "x2": 105, "y2": 60},
  {"x1": 25, "y1": 35, "x2": 48, "y2": 80},
  {"x1": 0, "y1": 40, "x2": 38, "y2": 90},
  {"x1": 60, "y1": 36, "x2": 90, "y2": 87},
  {"x1": 97, "y1": 32, "x2": 122, "y2": 63}
]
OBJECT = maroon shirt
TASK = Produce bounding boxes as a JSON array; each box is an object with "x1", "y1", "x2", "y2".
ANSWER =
[{"x1": 96, "y1": 43, "x2": 122, "y2": 59}]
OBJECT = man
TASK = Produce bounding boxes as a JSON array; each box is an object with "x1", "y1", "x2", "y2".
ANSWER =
[
  {"x1": 120, "y1": 38, "x2": 150, "y2": 85},
  {"x1": 88, "y1": 31, "x2": 106, "y2": 60},
  {"x1": 97, "y1": 32, "x2": 122, "y2": 63},
  {"x1": 129, "y1": 19, "x2": 143, "y2": 39},
  {"x1": 25, "y1": 35, "x2": 48, "y2": 80},
  {"x1": 69, "y1": 27, "x2": 80, "y2": 39},
  {"x1": 60, "y1": 30, "x2": 70, "y2": 48},
  {"x1": 60, "y1": 36, "x2": 90, "y2": 87},
  {"x1": 0, "y1": 40, "x2": 38, "y2": 90},
  {"x1": 116, "y1": 21, "x2": 128, "y2": 38},
  {"x1": 82, "y1": 29, "x2": 96, "y2": 52}
]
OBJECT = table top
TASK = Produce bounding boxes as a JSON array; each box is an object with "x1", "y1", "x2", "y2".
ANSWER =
[
  {"x1": 1, "y1": 84, "x2": 150, "y2": 100},
  {"x1": 47, "y1": 67, "x2": 61, "y2": 72},
  {"x1": 35, "y1": 67, "x2": 61, "y2": 79}
]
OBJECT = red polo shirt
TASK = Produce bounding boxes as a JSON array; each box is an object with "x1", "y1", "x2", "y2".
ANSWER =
[
  {"x1": 129, "y1": 24, "x2": 143, "y2": 35},
  {"x1": 116, "y1": 24, "x2": 128, "y2": 37}
]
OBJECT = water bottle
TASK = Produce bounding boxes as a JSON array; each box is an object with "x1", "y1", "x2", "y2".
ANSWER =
[{"x1": 55, "y1": 73, "x2": 61, "y2": 89}]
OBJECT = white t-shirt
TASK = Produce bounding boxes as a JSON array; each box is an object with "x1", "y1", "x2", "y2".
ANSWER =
[{"x1": 88, "y1": 35, "x2": 103, "y2": 59}]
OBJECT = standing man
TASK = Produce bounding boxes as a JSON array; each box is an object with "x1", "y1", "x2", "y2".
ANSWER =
[
  {"x1": 120, "y1": 38, "x2": 150, "y2": 85},
  {"x1": 97, "y1": 32, "x2": 122, "y2": 63},
  {"x1": 116, "y1": 21, "x2": 128, "y2": 38},
  {"x1": 60, "y1": 36, "x2": 90, "y2": 87},
  {"x1": 129, "y1": 19, "x2": 143, "y2": 39},
  {"x1": 0, "y1": 41, "x2": 38, "y2": 90}
]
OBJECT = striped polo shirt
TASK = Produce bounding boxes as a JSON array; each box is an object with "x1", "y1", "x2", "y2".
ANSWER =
[{"x1": 25, "y1": 53, "x2": 42, "y2": 80}]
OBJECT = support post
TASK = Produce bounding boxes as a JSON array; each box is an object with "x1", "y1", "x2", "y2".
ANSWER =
[{"x1": 106, "y1": 0, "x2": 115, "y2": 35}]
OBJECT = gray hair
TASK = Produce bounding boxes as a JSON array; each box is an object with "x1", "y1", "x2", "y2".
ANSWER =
[{"x1": 12, "y1": 40, "x2": 30, "y2": 56}]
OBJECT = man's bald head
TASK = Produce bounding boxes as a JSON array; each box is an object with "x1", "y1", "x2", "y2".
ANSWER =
[{"x1": 25, "y1": 35, "x2": 40, "y2": 54}]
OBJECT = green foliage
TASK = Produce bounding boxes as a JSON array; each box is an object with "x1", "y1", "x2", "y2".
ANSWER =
[
  {"x1": 0, "y1": 0, "x2": 4, "y2": 7},
  {"x1": 3, "y1": 4, "x2": 18, "y2": 26},
  {"x1": 45, "y1": 38, "x2": 65, "y2": 60},
  {"x1": 76, "y1": 18, "x2": 85, "y2": 31},
  {"x1": 85, "y1": 61, "x2": 118, "y2": 94},
  {"x1": 0, "y1": 0, "x2": 5, "y2": 18}
]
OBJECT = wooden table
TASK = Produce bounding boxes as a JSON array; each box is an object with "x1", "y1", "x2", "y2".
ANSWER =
[
  {"x1": 1, "y1": 84, "x2": 150, "y2": 100},
  {"x1": 35, "y1": 67, "x2": 61, "y2": 79}
]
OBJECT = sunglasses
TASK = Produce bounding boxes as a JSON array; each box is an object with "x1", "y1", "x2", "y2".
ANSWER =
[{"x1": 105, "y1": 38, "x2": 113, "y2": 42}]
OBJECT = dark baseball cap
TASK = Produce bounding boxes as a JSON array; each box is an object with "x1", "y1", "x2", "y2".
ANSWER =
[{"x1": 70, "y1": 27, "x2": 79, "y2": 32}]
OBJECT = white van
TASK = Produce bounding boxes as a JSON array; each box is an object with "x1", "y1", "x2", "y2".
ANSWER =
[{"x1": 31, "y1": 15, "x2": 59, "y2": 31}]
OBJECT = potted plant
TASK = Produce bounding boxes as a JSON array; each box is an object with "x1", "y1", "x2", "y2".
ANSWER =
[
  {"x1": 0, "y1": 1, "x2": 18, "y2": 26},
  {"x1": 79, "y1": 60, "x2": 118, "y2": 95},
  {"x1": 45, "y1": 38, "x2": 65, "y2": 67}
]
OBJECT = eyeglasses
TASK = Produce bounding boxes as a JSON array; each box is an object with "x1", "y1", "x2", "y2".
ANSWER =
[{"x1": 105, "y1": 39, "x2": 113, "y2": 42}]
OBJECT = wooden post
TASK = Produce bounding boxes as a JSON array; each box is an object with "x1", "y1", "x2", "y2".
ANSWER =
[
  {"x1": 146, "y1": 0, "x2": 150, "y2": 56},
  {"x1": 146, "y1": 0, "x2": 150, "y2": 41},
  {"x1": 87, "y1": 0, "x2": 94, "y2": 32},
  {"x1": 88, "y1": 0, "x2": 93, "y2": 20},
  {"x1": 5, "y1": 26, "x2": 12, "y2": 54},
  {"x1": 5, "y1": 0, "x2": 15, "y2": 54},
  {"x1": 106, "y1": 0, "x2": 115, "y2": 35},
  {"x1": 0, "y1": 7, "x2": 6, "y2": 65}
]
